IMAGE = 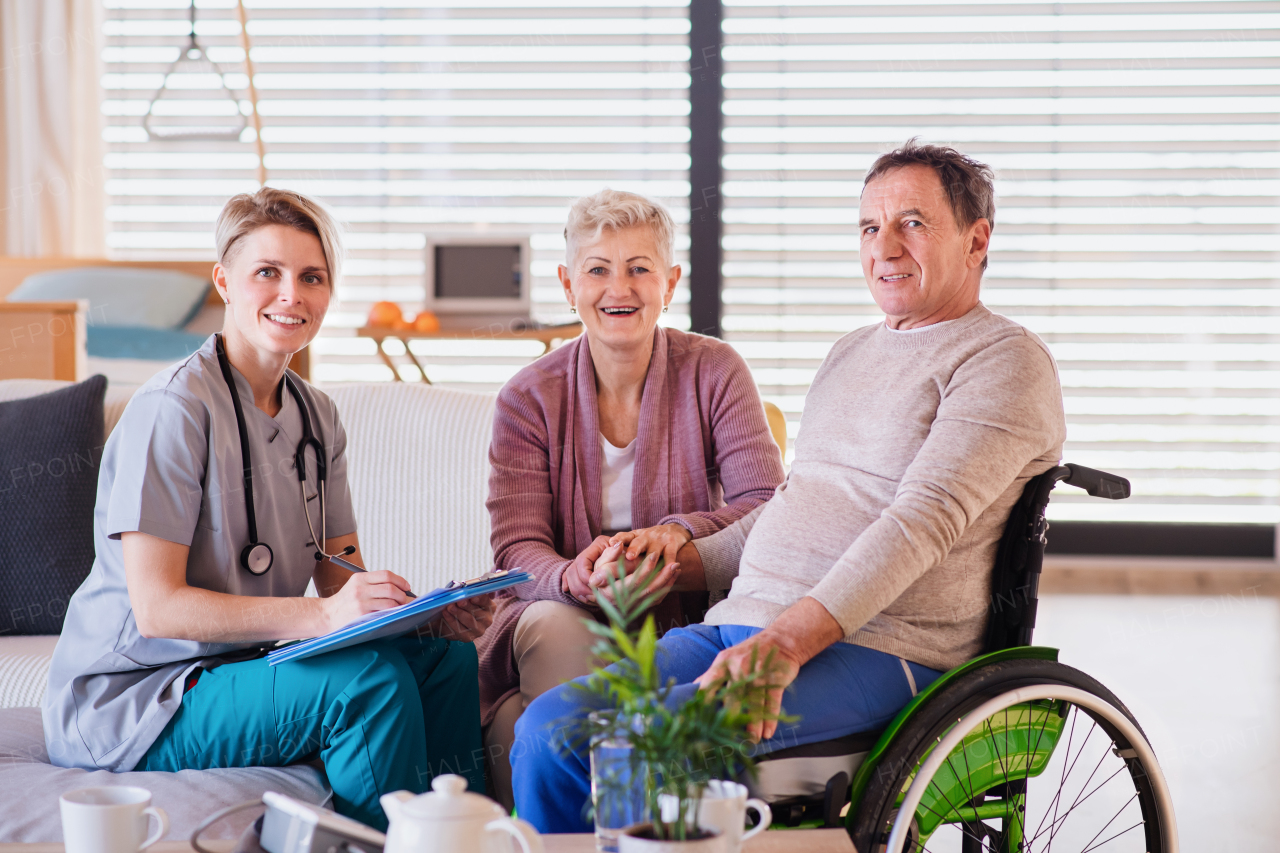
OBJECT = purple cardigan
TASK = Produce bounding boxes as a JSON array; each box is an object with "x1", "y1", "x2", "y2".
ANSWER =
[{"x1": 476, "y1": 327, "x2": 785, "y2": 725}]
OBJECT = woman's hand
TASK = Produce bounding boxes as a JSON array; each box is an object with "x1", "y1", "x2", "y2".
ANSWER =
[
  {"x1": 320, "y1": 570, "x2": 413, "y2": 632},
  {"x1": 562, "y1": 535, "x2": 613, "y2": 606},
  {"x1": 425, "y1": 595, "x2": 495, "y2": 642},
  {"x1": 608, "y1": 523, "x2": 692, "y2": 573}
]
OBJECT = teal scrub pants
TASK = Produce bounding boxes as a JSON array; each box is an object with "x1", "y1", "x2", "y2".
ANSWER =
[{"x1": 136, "y1": 636, "x2": 483, "y2": 830}]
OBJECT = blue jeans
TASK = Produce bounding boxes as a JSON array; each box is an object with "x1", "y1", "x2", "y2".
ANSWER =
[
  {"x1": 137, "y1": 636, "x2": 483, "y2": 830},
  {"x1": 510, "y1": 624, "x2": 941, "y2": 833}
]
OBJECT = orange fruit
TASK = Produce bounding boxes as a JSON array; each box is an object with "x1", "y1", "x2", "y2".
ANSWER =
[
  {"x1": 412, "y1": 311, "x2": 441, "y2": 333},
  {"x1": 367, "y1": 301, "x2": 403, "y2": 328}
]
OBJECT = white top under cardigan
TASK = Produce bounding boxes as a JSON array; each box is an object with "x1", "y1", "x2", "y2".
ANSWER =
[{"x1": 599, "y1": 433, "x2": 637, "y2": 533}]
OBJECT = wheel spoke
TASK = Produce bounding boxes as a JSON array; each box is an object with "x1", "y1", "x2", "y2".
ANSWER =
[
  {"x1": 991, "y1": 709, "x2": 1011, "y2": 783},
  {"x1": 1079, "y1": 819, "x2": 1144, "y2": 853},
  {"x1": 1045, "y1": 722, "x2": 1119, "y2": 850},
  {"x1": 958, "y1": 720, "x2": 979, "y2": 804},
  {"x1": 1032, "y1": 703, "x2": 1079, "y2": 845},
  {"x1": 989, "y1": 706, "x2": 1021, "y2": 852},
  {"x1": 1038, "y1": 708, "x2": 1099, "y2": 850},
  {"x1": 920, "y1": 733, "x2": 973, "y2": 820},
  {"x1": 1028, "y1": 767, "x2": 1133, "y2": 849},
  {"x1": 899, "y1": 818, "x2": 991, "y2": 853},
  {"x1": 1074, "y1": 792, "x2": 1141, "y2": 853},
  {"x1": 983, "y1": 712, "x2": 1013, "y2": 845},
  {"x1": 943, "y1": 749, "x2": 978, "y2": 808},
  {"x1": 920, "y1": 772, "x2": 995, "y2": 849},
  {"x1": 865, "y1": 675, "x2": 1166, "y2": 853},
  {"x1": 899, "y1": 754, "x2": 1002, "y2": 853},
  {"x1": 1018, "y1": 700, "x2": 1053, "y2": 847}
]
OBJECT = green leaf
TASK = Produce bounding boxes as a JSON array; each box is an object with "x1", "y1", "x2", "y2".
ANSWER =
[{"x1": 554, "y1": 545, "x2": 800, "y2": 840}]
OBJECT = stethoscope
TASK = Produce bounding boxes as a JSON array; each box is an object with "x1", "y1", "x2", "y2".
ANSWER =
[{"x1": 214, "y1": 334, "x2": 356, "y2": 575}]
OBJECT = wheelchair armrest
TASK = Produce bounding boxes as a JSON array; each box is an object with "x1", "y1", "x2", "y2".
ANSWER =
[{"x1": 1062, "y1": 463, "x2": 1131, "y2": 500}]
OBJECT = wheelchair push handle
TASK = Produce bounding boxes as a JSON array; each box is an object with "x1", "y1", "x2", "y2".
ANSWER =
[{"x1": 1061, "y1": 463, "x2": 1131, "y2": 500}]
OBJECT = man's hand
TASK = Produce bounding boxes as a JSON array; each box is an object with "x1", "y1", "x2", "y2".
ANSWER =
[
  {"x1": 693, "y1": 597, "x2": 844, "y2": 742},
  {"x1": 425, "y1": 595, "x2": 495, "y2": 642},
  {"x1": 562, "y1": 535, "x2": 613, "y2": 605},
  {"x1": 608, "y1": 523, "x2": 692, "y2": 575}
]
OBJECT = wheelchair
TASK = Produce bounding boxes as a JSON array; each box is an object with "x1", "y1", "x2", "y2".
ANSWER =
[{"x1": 748, "y1": 463, "x2": 1179, "y2": 853}]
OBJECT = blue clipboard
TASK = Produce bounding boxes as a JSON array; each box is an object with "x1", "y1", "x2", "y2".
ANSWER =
[{"x1": 267, "y1": 569, "x2": 530, "y2": 666}]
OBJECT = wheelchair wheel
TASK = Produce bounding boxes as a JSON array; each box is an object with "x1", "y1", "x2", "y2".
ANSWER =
[{"x1": 849, "y1": 659, "x2": 1177, "y2": 853}]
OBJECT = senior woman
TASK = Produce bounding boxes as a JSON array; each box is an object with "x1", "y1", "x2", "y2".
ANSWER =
[
  {"x1": 43, "y1": 187, "x2": 492, "y2": 830},
  {"x1": 478, "y1": 189, "x2": 785, "y2": 808}
]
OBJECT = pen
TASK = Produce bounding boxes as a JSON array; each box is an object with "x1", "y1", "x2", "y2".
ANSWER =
[{"x1": 319, "y1": 548, "x2": 417, "y2": 599}]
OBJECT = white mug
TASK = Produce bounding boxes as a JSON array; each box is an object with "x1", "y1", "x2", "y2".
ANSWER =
[
  {"x1": 60, "y1": 787, "x2": 169, "y2": 853},
  {"x1": 658, "y1": 782, "x2": 771, "y2": 853},
  {"x1": 695, "y1": 781, "x2": 771, "y2": 853}
]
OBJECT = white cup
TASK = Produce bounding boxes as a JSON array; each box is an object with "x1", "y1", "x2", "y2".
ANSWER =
[
  {"x1": 60, "y1": 787, "x2": 169, "y2": 853},
  {"x1": 658, "y1": 781, "x2": 771, "y2": 853}
]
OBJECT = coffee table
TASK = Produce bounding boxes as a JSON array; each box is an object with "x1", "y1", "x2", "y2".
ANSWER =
[{"x1": 3, "y1": 829, "x2": 856, "y2": 853}]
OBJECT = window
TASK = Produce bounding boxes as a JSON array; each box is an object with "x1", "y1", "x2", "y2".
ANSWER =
[
  {"x1": 101, "y1": 0, "x2": 691, "y2": 390},
  {"x1": 721, "y1": 0, "x2": 1280, "y2": 523}
]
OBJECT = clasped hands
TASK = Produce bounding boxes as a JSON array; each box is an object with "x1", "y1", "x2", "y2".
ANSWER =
[{"x1": 561, "y1": 522, "x2": 690, "y2": 607}]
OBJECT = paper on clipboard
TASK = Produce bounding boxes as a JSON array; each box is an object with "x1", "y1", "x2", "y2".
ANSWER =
[{"x1": 267, "y1": 570, "x2": 529, "y2": 666}]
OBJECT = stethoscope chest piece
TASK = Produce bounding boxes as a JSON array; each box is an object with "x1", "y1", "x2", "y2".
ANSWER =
[
  {"x1": 241, "y1": 541, "x2": 274, "y2": 575},
  {"x1": 216, "y1": 334, "x2": 324, "y2": 579}
]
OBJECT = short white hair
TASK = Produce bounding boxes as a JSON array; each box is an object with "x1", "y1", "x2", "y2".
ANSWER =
[{"x1": 563, "y1": 189, "x2": 675, "y2": 270}]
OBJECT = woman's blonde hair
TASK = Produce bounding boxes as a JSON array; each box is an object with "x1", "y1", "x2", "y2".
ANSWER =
[
  {"x1": 564, "y1": 189, "x2": 676, "y2": 270},
  {"x1": 215, "y1": 187, "x2": 344, "y2": 290}
]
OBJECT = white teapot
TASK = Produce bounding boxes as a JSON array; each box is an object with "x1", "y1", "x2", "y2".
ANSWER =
[{"x1": 380, "y1": 775, "x2": 542, "y2": 853}]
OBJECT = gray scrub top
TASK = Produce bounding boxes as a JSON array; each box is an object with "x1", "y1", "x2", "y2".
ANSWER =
[{"x1": 42, "y1": 335, "x2": 357, "y2": 771}]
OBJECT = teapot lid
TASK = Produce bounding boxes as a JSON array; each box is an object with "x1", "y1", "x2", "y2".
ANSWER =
[{"x1": 399, "y1": 774, "x2": 501, "y2": 821}]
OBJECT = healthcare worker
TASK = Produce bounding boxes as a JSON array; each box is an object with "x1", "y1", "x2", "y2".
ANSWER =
[{"x1": 43, "y1": 188, "x2": 494, "y2": 830}]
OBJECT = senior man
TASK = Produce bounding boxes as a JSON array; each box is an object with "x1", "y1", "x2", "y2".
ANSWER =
[{"x1": 510, "y1": 140, "x2": 1067, "y2": 832}]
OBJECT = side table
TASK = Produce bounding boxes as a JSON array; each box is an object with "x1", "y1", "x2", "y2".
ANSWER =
[{"x1": 357, "y1": 322, "x2": 584, "y2": 384}]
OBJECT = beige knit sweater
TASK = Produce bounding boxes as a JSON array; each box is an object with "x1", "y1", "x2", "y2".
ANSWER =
[{"x1": 697, "y1": 304, "x2": 1067, "y2": 671}]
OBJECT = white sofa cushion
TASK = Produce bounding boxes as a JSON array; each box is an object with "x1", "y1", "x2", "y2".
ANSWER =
[
  {"x1": 0, "y1": 636, "x2": 57, "y2": 708},
  {"x1": 325, "y1": 382, "x2": 496, "y2": 595},
  {"x1": 0, "y1": 708, "x2": 327, "y2": 842}
]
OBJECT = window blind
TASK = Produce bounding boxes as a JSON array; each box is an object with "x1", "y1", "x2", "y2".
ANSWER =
[
  {"x1": 721, "y1": 0, "x2": 1280, "y2": 524},
  {"x1": 101, "y1": 0, "x2": 691, "y2": 391}
]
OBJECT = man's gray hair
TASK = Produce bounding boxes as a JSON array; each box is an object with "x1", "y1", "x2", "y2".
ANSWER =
[
  {"x1": 864, "y1": 139, "x2": 996, "y2": 270},
  {"x1": 564, "y1": 188, "x2": 676, "y2": 270}
]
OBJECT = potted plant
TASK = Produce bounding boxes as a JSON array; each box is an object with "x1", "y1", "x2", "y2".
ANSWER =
[{"x1": 563, "y1": 568, "x2": 793, "y2": 851}]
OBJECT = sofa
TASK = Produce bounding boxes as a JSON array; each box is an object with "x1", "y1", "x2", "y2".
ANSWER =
[{"x1": 0, "y1": 379, "x2": 498, "y2": 842}]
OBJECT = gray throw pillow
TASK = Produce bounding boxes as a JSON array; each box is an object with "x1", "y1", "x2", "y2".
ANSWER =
[{"x1": 0, "y1": 376, "x2": 106, "y2": 635}]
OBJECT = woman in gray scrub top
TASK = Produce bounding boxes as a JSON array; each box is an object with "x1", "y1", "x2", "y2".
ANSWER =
[{"x1": 42, "y1": 188, "x2": 494, "y2": 830}]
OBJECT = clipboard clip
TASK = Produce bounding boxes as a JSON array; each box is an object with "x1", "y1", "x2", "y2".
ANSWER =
[{"x1": 445, "y1": 570, "x2": 511, "y2": 590}]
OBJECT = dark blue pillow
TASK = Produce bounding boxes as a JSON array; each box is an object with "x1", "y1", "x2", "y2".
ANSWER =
[{"x1": 0, "y1": 376, "x2": 106, "y2": 635}]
